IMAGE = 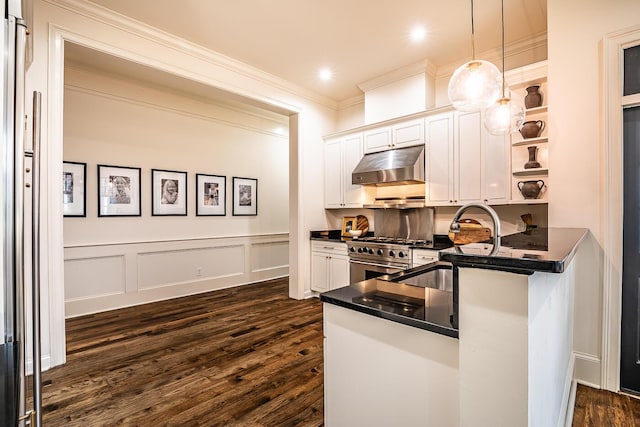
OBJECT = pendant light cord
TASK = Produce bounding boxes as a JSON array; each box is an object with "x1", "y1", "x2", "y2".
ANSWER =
[
  {"x1": 470, "y1": 0, "x2": 476, "y2": 60},
  {"x1": 501, "y1": 0, "x2": 506, "y2": 96}
]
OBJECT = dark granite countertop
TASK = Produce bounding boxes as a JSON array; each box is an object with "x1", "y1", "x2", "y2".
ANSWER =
[
  {"x1": 320, "y1": 263, "x2": 457, "y2": 338},
  {"x1": 310, "y1": 230, "x2": 454, "y2": 250},
  {"x1": 439, "y1": 227, "x2": 588, "y2": 274}
]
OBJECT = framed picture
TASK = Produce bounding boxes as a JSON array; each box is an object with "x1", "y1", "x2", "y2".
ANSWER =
[
  {"x1": 196, "y1": 173, "x2": 226, "y2": 216},
  {"x1": 98, "y1": 164, "x2": 141, "y2": 217},
  {"x1": 152, "y1": 169, "x2": 187, "y2": 216},
  {"x1": 232, "y1": 177, "x2": 257, "y2": 216},
  {"x1": 341, "y1": 216, "x2": 357, "y2": 237},
  {"x1": 62, "y1": 161, "x2": 86, "y2": 217}
]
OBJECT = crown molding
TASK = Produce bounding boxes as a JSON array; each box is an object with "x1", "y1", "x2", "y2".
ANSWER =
[
  {"x1": 357, "y1": 59, "x2": 437, "y2": 93},
  {"x1": 337, "y1": 94, "x2": 365, "y2": 110},
  {"x1": 43, "y1": 0, "x2": 339, "y2": 110},
  {"x1": 436, "y1": 31, "x2": 548, "y2": 79}
]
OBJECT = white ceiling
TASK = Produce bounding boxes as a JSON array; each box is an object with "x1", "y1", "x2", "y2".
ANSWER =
[{"x1": 81, "y1": 0, "x2": 547, "y2": 103}]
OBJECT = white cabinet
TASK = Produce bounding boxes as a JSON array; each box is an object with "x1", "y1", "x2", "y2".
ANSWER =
[
  {"x1": 425, "y1": 111, "x2": 455, "y2": 204},
  {"x1": 364, "y1": 119, "x2": 424, "y2": 153},
  {"x1": 324, "y1": 133, "x2": 364, "y2": 208},
  {"x1": 311, "y1": 241, "x2": 349, "y2": 292},
  {"x1": 425, "y1": 110, "x2": 509, "y2": 206},
  {"x1": 412, "y1": 249, "x2": 440, "y2": 267}
]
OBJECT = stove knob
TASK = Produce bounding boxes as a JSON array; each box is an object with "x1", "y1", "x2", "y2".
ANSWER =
[
  {"x1": 357, "y1": 247, "x2": 363, "y2": 253},
  {"x1": 398, "y1": 252, "x2": 405, "y2": 258},
  {"x1": 389, "y1": 250, "x2": 395, "y2": 257},
  {"x1": 349, "y1": 247, "x2": 355, "y2": 252},
  {"x1": 377, "y1": 249, "x2": 384, "y2": 256},
  {"x1": 368, "y1": 248, "x2": 374, "y2": 255}
]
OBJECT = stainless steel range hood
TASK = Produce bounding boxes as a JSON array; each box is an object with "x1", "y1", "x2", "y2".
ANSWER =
[{"x1": 352, "y1": 145, "x2": 425, "y2": 186}]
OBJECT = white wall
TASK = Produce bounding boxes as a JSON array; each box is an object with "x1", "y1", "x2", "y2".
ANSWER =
[
  {"x1": 63, "y1": 65, "x2": 289, "y2": 244},
  {"x1": 547, "y1": 0, "x2": 640, "y2": 387}
]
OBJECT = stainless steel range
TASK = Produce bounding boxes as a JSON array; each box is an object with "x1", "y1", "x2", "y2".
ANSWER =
[{"x1": 347, "y1": 208, "x2": 434, "y2": 283}]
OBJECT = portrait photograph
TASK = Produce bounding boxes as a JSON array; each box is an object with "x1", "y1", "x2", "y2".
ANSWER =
[
  {"x1": 152, "y1": 169, "x2": 187, "y2": 216},
  {"x1": 196, "y1": 174, "x2": 226, "y2": 216},
  {"x1": 62, "y1": 161, "x2": 86, "y2": 217},
  {"x1": 98, "y1": 164, "x2": 141, "y2": 217},
  {"x1": 232, "y1": 177, "x2": 257, "y2": 216}
]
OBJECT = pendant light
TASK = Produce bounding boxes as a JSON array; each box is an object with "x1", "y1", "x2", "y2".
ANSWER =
[
  {"x1": 448, "y1": 0, "x2": 502, "y2": 112},
  {"x1": 483, "y1": 0, "x2": 525, "y2": 135}
]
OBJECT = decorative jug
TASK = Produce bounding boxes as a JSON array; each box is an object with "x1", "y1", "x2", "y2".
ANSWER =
[
  {"x1": 517, "y1": 180, "x2": 545, "y2": 199},
  {"x1": 524, "y1": 85, "x2": 543, "y2": 109},
  {"x1": 520, "y1": 120, "x2": 545, "y2": 139}
]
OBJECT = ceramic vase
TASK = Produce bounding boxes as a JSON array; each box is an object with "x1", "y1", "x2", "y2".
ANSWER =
[
  {"x1": 520, "y1": 120, "x2": 545, "y2": 139},
  {"x1": 524, "y1": 146, "x2": 541, "y2": 169},
  {"x1": 517, "y1": 180, "x2": 545, "y2": 199},
  {"x1": 525, "y1": 85, "x2": 543, "y2": 109}
]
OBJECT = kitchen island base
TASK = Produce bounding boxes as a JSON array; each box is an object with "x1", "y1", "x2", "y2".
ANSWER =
[{"x1": 323, "y1": 303, "x2": 459, "y2": 427}]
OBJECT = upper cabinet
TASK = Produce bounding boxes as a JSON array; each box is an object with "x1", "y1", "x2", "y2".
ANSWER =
[
  {"x1": 364, "y1": 119, "x2": 424, "y2": 153},
  {"x1": 425, "y1": 110, "x2": 509, "y2": 206},
  {"x1": 325, "y1": 133, "x2": 364, "y2": 208}
]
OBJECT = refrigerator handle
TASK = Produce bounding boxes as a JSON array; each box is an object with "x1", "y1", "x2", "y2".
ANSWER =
[{"x1": 30, "y1": 90, "x2": 43, "y2": 427}]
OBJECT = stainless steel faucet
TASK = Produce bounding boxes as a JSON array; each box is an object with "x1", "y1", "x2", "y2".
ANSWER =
[{"x1": 449, "y1": 203, "x2": 501, "y2": 239}]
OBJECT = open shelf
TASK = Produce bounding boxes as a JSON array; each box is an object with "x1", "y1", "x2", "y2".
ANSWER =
[
  {"x1": 513, "y1": 168, "x2": 548, "y2": 177},
  {"x1": 525, "y1": 105, "x2": 548, "y2": 114},
  {"x1": 509, "y1": 199, "x2": 548, "y2": 205},
  {"x1": 512, "y1": 137, "x2": 548, "y2": 146}
]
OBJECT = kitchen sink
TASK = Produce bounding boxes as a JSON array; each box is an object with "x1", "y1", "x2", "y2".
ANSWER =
[{"x1": 387, "y1": 263, "x2": 453, "y2": 292}]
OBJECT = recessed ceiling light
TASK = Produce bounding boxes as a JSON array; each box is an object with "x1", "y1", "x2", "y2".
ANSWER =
[
  {"x1": 410, "y1": 26, "x2": 427, "y2": 43},
  {"x1": 318, "y1": 68, "x2": 333, "y2": 81}
]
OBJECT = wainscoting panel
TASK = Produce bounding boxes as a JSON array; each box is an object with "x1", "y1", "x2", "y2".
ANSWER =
[
  {"x1": 137, "y1": 244, "x2": 245, "y2": 290},
  {"x1": 64, "y1": 234, "x2": 288, "y2": 317},
  {"x1": 64, "y1": 255, "x2": 126, "y2": 300}
]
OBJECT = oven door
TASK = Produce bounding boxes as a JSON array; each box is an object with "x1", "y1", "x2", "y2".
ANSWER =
[{"x1": 349, "y1": 259, "x2": 408, "y2": 284}]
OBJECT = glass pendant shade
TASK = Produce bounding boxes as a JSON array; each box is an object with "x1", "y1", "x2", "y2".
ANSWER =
[
  {"x1": 448, "y1": 59, "x2": 502, "y2": 112},
  {"x1": 484, "y1": 96, "x2": 525, "y2": 135}
]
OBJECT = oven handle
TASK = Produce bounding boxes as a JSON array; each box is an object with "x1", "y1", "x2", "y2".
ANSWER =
[{"x1": 349, "y1": 259, "x2": 408, "y2": 269}]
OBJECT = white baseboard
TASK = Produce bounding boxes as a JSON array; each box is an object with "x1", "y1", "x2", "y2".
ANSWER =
[
  {"x1": 564, "y1": 380, "x2": 578, "y2": 427},
  {"x1": 26, "y1": 353, "x2": 52, "y2": 375},
  {"x1": 574, "y1": 351, "x2": 602, "y2": 388}
]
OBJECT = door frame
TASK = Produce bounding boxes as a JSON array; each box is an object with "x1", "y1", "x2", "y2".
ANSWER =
[{"x1": 602, "y1": 24, "x2": 640, "y2": 392}]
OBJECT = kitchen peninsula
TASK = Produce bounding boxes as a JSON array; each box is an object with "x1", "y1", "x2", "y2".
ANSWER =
[{"x1": 321, "y1": 227, "x2": 588, "y2": 427}]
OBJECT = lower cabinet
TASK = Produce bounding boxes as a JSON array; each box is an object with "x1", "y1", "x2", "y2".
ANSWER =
[
  {"x1": 311, "y1": 241, "x2": 349, "y2": 292},
  {"x1": 412, "y1": 249, "x2": 440, "y2": 267}
]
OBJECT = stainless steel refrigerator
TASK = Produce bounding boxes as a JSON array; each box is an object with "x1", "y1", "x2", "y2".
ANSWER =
[{"x1": 1, "y1": 0, "x2": 42, "y2": 425}]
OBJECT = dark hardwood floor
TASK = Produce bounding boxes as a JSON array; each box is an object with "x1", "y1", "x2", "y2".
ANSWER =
[
  {"x1": 41, "y1": 278, "x2": 324, "y2": 426},
  {"x1": 572, "y1": 383, "x2": 640, "y2": 427},
  {"x1": 38, "y1": 277, "x2": 640, "y2": 426}
]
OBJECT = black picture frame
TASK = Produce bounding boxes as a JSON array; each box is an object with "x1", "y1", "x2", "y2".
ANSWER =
[
  {"x1": 196, "y1": 173, "x2": 226, "y2": 216},
  {"x1": 232, "y1": 176, "x2": 258, "y2": 216},
  {"x1": 97, "y1": 164, "x2": 141, "y2": 217},
  {"x1": 62, "y1": 161, "x2": 86, "y2": 217},
  {"x1": 152, "y1": 169, "x2": 188, "y2": 216}
]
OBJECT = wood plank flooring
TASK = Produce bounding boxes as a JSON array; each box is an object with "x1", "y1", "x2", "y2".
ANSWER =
[
  {"x1": 37, "y1": 276, "x2": 640, "y2": 426},
  {"x1": 572, "y1": 383, "x2": 640, "y2": 427},
  {"x1": 40, "y1": 278, "x2": 324, "y2": 426}
]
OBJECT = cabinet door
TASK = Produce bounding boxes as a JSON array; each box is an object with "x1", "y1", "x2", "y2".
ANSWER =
[
  {"x1": 426, "y1": 113, "x2": 454, "y2": 205},
  {"x1": 329, "y1": 255, "x2": 350, "y2": 289},
  {"x1": 483, "y1": 130, "x2": 510, "y2": 204},
  {"x1": 456, "y1": 111, "x2": 483, "y2": 204},
  {"x1": 364, "y1": 127, "x2": 392, "y2": 153},
  {"x1": 311, "y1": 252, "x2": 329, "y2": 292},
  {"x1": 324, "y1": 140, "x2": 343, "y2": 208},
  {"x1": 393, "y1": 119, "x2": 424, "y2": 149},
  {"x1": 342, "y1": 134, "x2": 364, "y2": 208}
]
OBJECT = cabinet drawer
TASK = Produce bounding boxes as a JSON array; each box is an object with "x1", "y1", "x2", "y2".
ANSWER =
[
  {"x1": 412, "y1": 249, "x2": 440, "y2": 266},
  {"x1": 312, "y1": 240, "x2": 347, "y2": 256}
]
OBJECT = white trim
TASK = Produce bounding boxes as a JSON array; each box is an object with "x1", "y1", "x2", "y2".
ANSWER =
[
  {"x1": 602, "y1": 23, "x2": 640, "y2": 392},
  {"x1": 558, "y1": 355, "x2": 576, "y2": 427},
  {"x1": 43, "y1": 0, "x2": 336, "y2": 110},
  {"x1": 47, "y1": 26, "x2": 67, "y2": 367}
]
